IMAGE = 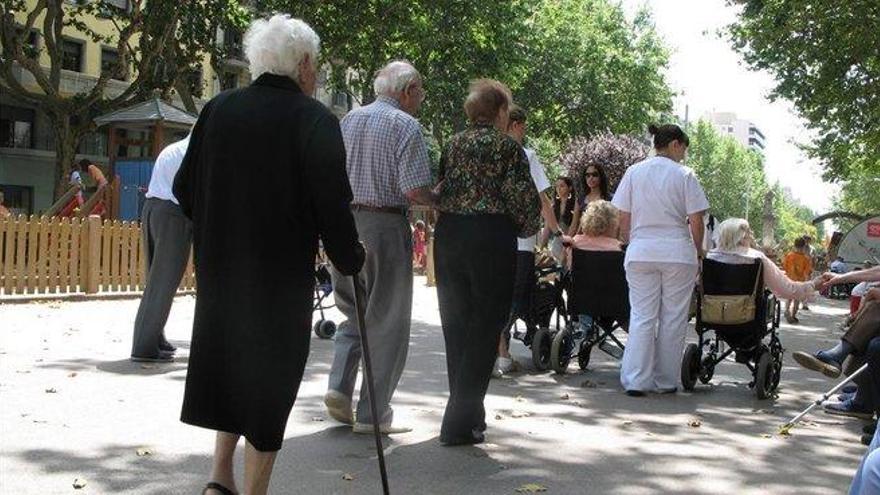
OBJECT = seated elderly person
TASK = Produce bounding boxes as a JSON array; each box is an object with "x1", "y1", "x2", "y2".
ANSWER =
[
  {"x1": 563, "y1": 200, "x2": 624, "y2": 342},
  {"x1": 793, "y1": 265, "x2": 880, "y2": 379},
  {"x1": 707, "y1": 218, "x2": 827, "y2": 300}
]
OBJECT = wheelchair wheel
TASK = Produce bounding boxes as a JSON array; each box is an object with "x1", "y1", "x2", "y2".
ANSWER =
[
  {"x1": 531, "y1": 327, "x2": 552, "y2": 371},
  {"x1": 755, "y1": 350, "x2": 777, "y2": 399},
  {"x1": 698, "y1": 355, "x2": 715, "y2": 384},
  {"x1": 313, "y1": 319, "x2": 337, "y2": 339},
  {"x1": 681, "y1": 343, "x2": 700, "y2": 391},
  {"x1": 578, "y1": 341, "x2": 592, "y2": 370},
  {"x1": 551, "y1": 328, "x2": 573, "y2": 374}
]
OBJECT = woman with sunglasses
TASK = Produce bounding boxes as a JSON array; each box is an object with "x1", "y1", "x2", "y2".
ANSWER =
[{"x1": 569, "y1": 163, "x2": 612, "y2": 237}]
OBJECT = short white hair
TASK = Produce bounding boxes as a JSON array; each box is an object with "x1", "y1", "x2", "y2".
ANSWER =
[
  {"x1": 716, "y1": 218, "x2": 751, "y2": 251},
  {"x1": 373, "y1": 61, "x2": 420, "y2": 97},
  {"x1": 244, "y1": 15, "x2": 319, "y2": 81}
]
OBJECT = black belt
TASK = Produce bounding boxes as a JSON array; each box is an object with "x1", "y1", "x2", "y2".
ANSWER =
[{"x1": 351, "y1": 204, "x2": 407, "y2": 215}]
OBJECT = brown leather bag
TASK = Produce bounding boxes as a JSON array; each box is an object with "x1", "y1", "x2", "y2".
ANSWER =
[{"x1": 700, "y1": 268, "x2": 761, "y2": 325}]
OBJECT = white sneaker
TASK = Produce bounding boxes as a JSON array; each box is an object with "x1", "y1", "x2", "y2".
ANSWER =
[
  {"x1": 324, "y1": 390, "x2": 354, "y2": 425},
  {"x1": 353, "y1": 423, "x2": 412, "y2": 435}
]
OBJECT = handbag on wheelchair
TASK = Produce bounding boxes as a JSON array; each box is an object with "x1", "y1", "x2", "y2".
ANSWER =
[{"x1": 699, "y1": 264, "x2": 761, "y2": 325}]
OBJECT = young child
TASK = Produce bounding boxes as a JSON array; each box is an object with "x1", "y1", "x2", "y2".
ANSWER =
[
  {"x1": 412, "y1": 220, "x2": 427, "y2": 273},
  {"x1": 562, "y1": 200, "x2": 623, "y2": 342},
  {"x1": 782, "y1": 236, "x2": 813, "y2": 323}
]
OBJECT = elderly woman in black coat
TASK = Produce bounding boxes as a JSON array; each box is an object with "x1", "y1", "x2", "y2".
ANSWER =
[{"x1": 173, "y1": 15, "x2": 364, "y2": 495}]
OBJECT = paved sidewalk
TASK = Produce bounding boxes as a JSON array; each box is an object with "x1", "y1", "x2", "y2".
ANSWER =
[{"x1": 0, "y1": 279, "x2": 868, "y2": 494}]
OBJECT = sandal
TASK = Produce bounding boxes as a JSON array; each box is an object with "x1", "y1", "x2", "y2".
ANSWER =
[{"x1": 203, "y1": 482, "x2": 237, "y2": 495}]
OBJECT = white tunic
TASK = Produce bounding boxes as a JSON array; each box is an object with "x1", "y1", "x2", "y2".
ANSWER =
[
  {"x1": 612, "y1": 156, "x2": 709, "y2": 266},
  {"x1": 146, "y1": 136, "x2": 190, "y2": 204}
]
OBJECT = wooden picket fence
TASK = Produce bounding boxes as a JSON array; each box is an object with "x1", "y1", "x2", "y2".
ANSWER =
[{"x1": 0, "y1": 214, "x2": 194, "y2": 298}]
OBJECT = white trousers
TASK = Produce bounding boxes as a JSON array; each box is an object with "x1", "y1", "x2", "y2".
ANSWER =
[{"x1": 620, "y1": 261, "x2": 698, "y2": 392}]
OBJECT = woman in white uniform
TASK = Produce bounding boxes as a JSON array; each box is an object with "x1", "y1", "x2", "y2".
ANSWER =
[{"x1": 612, "y1": 124, "x2": 710, "y2": 396}]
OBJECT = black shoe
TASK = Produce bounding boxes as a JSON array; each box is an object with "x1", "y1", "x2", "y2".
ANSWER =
[
  {"x1": 862, "y1": 433, "x2": 874, "y2": 446},
  {"x1": 626, "y1": 390, "x2": 646, "y2": 397},
  {"x1": 159, "y1": 340, "x2": 177, "y2": 353},
  {"x1": 440, "y1": 429, "x2": 485, "y2": 446},
  {"x1": 864, "y1": 423, "x2": 877, "y2": 435},
  {"x1": 131, "y1": 350, "x2": 175, "y2": 362}
]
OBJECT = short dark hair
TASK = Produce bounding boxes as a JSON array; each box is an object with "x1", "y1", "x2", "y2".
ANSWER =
[
  {"x1": 464, "y1": 79, "x2": 512, "y2": 124},
  {"x1": 508, "y1": 104, "x2": 527, "y2": 124},
  {"x1": 648, "y1": 123, "x2": 689, "y2": 149},
  {"x1": 794, "y1": 237, "x2": 806, "y2": 249},
  {"x1": 78, "y1": 159, "x2": 91, "y2": 171}
]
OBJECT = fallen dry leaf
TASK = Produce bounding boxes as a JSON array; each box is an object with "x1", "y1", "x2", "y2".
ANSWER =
[
  {"x1": 311, "y1": 417, "x2": 325, "y2": 422},
  {"x1": 495, "y1": 414, "x2": 504, "y2": 420},
  {"x1": 621, "y1": 420, "x2": 633, "y2": 426},
  {"x1": 45, "y1": 388, "x2": 57, "y2": 394},
  {"x1": 515, "y1": 395, "x2": 525, "y2": 402},
  {"x1": 580, "y1": 380, "x2": 597, "y2": 388},
  {"x1": 136, "y1": 448, "x2": 152, "y2": 457},
  {"x1": 559, "y1": 393, "x2": 570, "y2": 400},
  {"x1": 68, "y1": 372, "x2": 78, "y2": 378},
  {"x1": 760, "y1": 434, "x2": 772, "y2": 439},
  {"x1": 342, "y1": 473, "x2": 355, "y2": 481},
  {"x1": 778, "y1": 424, "x2": 793, "y2": 436},
  {"x1": 73, "y1": 478, "x2": 87, "y2": 489},
  {"x1": 688, "y1": 420, "x2": 702, "y2": 428},
  {"x1": 511, "y1": 411, "x2": 531, "y2": 419},
  {"x1": 515, "y1": 482, "x2": 548, "y2": 493}
]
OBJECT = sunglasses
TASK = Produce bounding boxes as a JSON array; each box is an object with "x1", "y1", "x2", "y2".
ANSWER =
[{"x1": 585, "y1": 172, "x2": 600, "y2": 178}]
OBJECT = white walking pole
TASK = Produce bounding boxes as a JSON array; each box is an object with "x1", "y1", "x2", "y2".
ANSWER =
[{"x1": 782, "y1": 363, "x2": 870, "y2": 433}]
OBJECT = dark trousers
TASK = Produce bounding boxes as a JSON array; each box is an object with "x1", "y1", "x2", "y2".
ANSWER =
[
  {"x1": 511, "y1": 251, "x2": 536, "y2": 319},
  {"x1": 851, "y1": 337, "x2": 880, "y2": 413},
  {"x1": 131, "y1": 198, "x2": 192, "y2": 357},
  {"x1": 435, "y1": 213, "x2": 516, "y2": 440}
]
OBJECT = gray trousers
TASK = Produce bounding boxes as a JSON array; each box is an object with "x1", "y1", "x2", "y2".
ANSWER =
[
  {"x1": 328, "y1": 210, "x2": 413, "y2": 425},
  {"x1": 131, "y1": 198, "x2": 193, "y2": 357}
]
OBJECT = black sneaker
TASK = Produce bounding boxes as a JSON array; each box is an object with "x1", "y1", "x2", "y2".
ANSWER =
[
  {"x1": 159, "y1": 340, "x2": 177, "y2": 353},
  {"x1": 862, "y1": 433, "x2": 873, "y2": 446},
  {"x1": 626, "y1": 390, "x2": 646, "y2": 397},
  {"x1": 863, "y1": 423, "x2": 877, "y2": 435},
  {"x1": 131, "y1": 350, "x2": 175, "y2": 363}
]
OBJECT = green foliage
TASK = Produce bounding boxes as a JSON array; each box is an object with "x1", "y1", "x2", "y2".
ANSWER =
[
  {"x1": 267, "y1": 0, "x2": 671, "y2": 147},
  {"x1": 271, "y1": 0, "x2": 531, "y2": 145},
  {"x1": 517, "y1": 0, "x2": 673, "y2": 141},
  {"x1": 686, "y1": 120, "x2": 768, "y2": 231},
  {"x1": 834, "y1": 156, "x2": 880, "y2": 215},
  {"x1": 526, "y1": 133, "x2": 565, "y2": 182},
  {"x1": 686, "y1": 120, "x2": 817, "y2": 246},
  {"x1": 727, "y1": 0, "x2": 880, "y2": 213}
]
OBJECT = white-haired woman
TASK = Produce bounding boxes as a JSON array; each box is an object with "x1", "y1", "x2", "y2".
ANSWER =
[
  {"x1": 174, "y1": 15, "x2": 364, "y2": 495},
  {"x1": 707, "y1": 218, "x2": 826, "y2": 300}
]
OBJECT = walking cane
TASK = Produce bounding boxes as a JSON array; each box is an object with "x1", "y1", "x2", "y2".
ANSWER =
[
  {"x1": 351, "y1": 275, "x2": 391, "y2": 495},
  {"x1": 781, "y1": 362, "x2": 870, "y2": 434}
]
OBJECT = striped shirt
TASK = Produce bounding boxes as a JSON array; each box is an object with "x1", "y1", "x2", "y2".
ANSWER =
[{"x1": 340, "y1": 96, "x2": 432, "y2": 207}]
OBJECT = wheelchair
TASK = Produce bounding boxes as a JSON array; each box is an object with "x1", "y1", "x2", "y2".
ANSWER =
[
  {"x1": 549, "y1": 249, "x2": 629, "y2": 374},
  {"x1": 681, "y1": 258, "x2": 783, "y2": 399}
]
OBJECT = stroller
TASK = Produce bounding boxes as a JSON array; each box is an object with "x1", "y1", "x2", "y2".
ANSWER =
[
  {"x1": 506, "y1": 253, "x2": 570, "y2": 370},
  {"x1": 681, "y1": 258, "x2": 783, "y2": 399},
  {"x1": 313, "y1": 261, "x2": 337, "y2": 339},
  {"x1": 550, "y1": 249, "x2": 629, "y2": 374}
]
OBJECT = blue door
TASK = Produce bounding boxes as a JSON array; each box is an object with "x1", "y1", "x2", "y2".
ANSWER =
[{"x1": 116, "y1": 160, "x2": 154, "y2": 221}]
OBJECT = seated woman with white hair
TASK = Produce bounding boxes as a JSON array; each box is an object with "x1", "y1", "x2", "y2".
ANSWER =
[{"x1": 707, "y1": 218, "x2": 826, "y2": 300}]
